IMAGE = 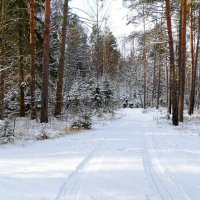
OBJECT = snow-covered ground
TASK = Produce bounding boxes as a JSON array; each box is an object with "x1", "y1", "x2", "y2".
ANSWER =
[{"x1": 1, "y1": 109, "x2": 200, "y2": 200}]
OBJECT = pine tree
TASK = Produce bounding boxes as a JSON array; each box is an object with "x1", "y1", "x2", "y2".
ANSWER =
[
  {"x1": 178, "y1": 0, "x2": 187, "y2": 122},
  {"x1": 18, "y1": 0, "x2": 27, "y2": 117},
  {"x1": 165, "y1": 0, "x2": 178, "y2": 126},
  {"x1": 0, "y1": 0, "x2": 5, "y2": 119},
  {"x1": 54, "y1": 0, "x2": 69, "y2": 117},
  {"x1": 29, "y1": 0, "x2": 36, "y2": 119},
  {"x1": 40, "y1": 0, "x2": 51, "y2": 123}
]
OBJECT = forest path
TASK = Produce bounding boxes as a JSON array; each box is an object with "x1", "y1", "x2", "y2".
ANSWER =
[{"x1": 1, "y1": 109, "x2": 200, "y2": 200}]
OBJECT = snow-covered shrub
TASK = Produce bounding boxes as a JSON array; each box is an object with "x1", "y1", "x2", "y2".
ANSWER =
[
  {"x1": 70, "y1": 114, "x2": 92, "y2": 130},
  {"x1": 0, "y1": 119, "x2": 15, "y2": 144},
  {"x1": 36, "y1": 132, "x2": 49, "y2": 140}
]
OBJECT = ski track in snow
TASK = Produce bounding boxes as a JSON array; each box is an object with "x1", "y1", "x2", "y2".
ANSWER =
[
  {"x1": 1, "y1": 109, "x2": 200, "y2": 200},
  {"x1": 150, "y1": 134, "x2": 191, "y2": 200},
  {"x1": 143, "y1": 132, "x2": 190, "y2": 200},
  {"x1": 142, "y1": 132, "x2": 165, "y2": 200},
  {"x1": 55, "y1": 138, "x2": 105, "y2": 200}
]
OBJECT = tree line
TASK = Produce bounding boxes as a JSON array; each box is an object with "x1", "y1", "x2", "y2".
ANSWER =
[
  {"x1": 123, "y1": 0, "x2": 200, "y2": 125},
  {"x1": 0, "y1": 0, "x2": 121, "y2": 127},
  {"x1": 0, "y1": 0, "x2": 199, "y2": 127}
]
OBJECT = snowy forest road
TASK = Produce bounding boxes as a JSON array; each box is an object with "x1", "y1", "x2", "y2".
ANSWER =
[{"x1": 1, "y1": 109, "x2": 200, "y2": 200}]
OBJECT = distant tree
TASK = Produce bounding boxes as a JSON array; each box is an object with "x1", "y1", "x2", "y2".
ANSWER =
[
  {"x1": 64, "y1": 14, "x2": 90, "y2": 98},
  {"x1": 142, "y1": 4, "x2": 147, "y2": 109},
  {"x1": 103, "y1": 29, "x2": 120, "y2": 77},
  {"x1": 90, "y1": 26, "x2": 104, "y2": 80}
]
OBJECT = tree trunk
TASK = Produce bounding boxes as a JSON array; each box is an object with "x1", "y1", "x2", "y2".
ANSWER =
[
  {"x1": 178, "y1": 0, "x2": 186, "y2": 122},
  {"x1": 156, "y1": 45, "x2": 162, "y2": 110},
  {"x1": 166, "y1": 57, "x2": 171, "y2": 114},
  {"x1": 151, "y1": 51, "x2": 157, "y2": 107},
  {"x1": 0, "y1": 0, "x2": 5, "y2": 119},
  {"x1": 54, "y1": 0, "x2": 69, "y2": 117},
  {"x1": 195, "y1": 6, "x2": 200, "y2": 78},
  {"x1": 40, "y1": 0, "x2": 51, "y2": 123},
  {"x1": 165, "y1": 0, "x2": 178, "y2": 126},
  {"x1": 177, "y1": 8, "x2": 182, "y2": 115},
  {"x1": 194, "y1": 6, "x2": 200, "y2": 109},
  {"x1": 188, "y1": 0, "x2": 195, "y2": 115},
  {"x1": 18, "y1": 0, "x2": 25, "y2": 117},
  {"x1": 143, "y1": 46, "x2": 147, "y2": 109},
  {"x1": 30, "y1": 0, "x2": 36, "y2": 119},
  {"x1": 143, "y1": 4, "x2": 147, "y2": 109}
]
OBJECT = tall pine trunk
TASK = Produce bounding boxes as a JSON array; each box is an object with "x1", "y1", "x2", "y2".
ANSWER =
[
  {"x1": 151, "y1": 52, "x2": 157, "y2": 107},
  {"x1": 30, "y1": 0, "x2": 36, "y2": 119},
  {"x1": 177, "y1": 9, "x2": 182, "y2": 116},
  {"x1": 0, "y1": 0, "x2": 5, "y2": 119},
  {"x1": 156, "y1": 44, "x2": 162, "y2": 110},
  {"x1": 54, "y1": 0, "x2": 69, "y2": 117},
  {"x1": 165, "y1": 0, "x2": 178, "y2": 126},
  {"x1": 195, "y1": 6, "x2": 200, "y2": 77},
  {"x1": 166, "y1": 58, "x2": 171, "y2": 114},
  {"x1": 178, "y1": 0, "x2": 186, "y2": 122},
  {"x1": 40, "y1": 0, "x2": 51, "y2": 123},
  {"x1": 188, "y1": 0, "x2": 195, "y2": 115},
  {"x1": 195, "y1": 6, "x2": 200, "y2": 108},
  {"x1": 18, "y1": 0, "x2": 25, "y2": 117},
  {"x1": 143, "y1": 4, "x2": 147, "y2": 109}
]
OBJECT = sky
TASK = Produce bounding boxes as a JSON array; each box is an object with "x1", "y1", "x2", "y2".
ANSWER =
[{"x1": 69, "y1": 0, "x2": 134, "y2": 39}]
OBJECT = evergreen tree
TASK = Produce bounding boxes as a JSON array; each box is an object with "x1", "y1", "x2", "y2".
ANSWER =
[{"x1": 40, "y1": 0, "x2": 51, "y2": 123}]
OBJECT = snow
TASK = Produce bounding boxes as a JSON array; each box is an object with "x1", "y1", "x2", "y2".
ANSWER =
[{"x1": 1, "y1": 109, "x2": 200, "y2": 200}]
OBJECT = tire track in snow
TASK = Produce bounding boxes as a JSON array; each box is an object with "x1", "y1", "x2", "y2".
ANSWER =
[{"x1": 54, "y1": 138, "x2": 105, "y2": 200}]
